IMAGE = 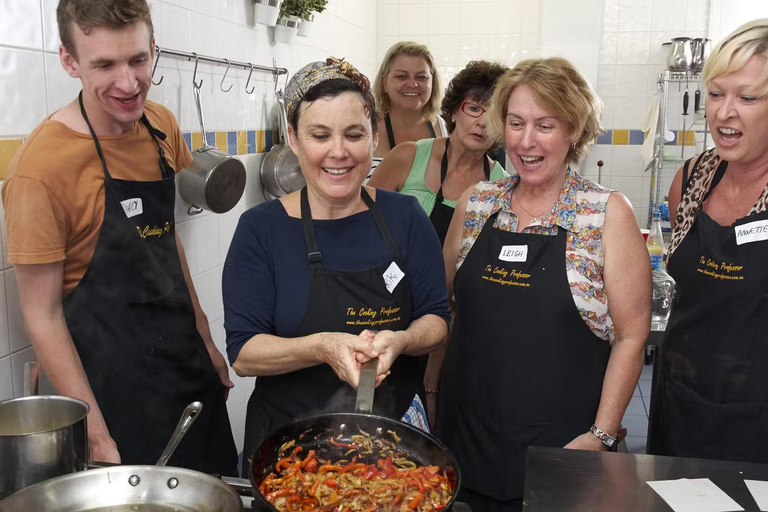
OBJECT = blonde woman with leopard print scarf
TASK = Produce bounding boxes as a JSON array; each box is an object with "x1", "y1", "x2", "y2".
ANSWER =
[{"x1": 650, "y1": 19, "x2": 768, "y2": 463}]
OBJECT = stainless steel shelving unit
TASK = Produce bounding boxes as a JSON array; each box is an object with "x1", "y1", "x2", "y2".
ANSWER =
[{"x1": 647, "y1": 70, "x2": 709, "y2": 228}]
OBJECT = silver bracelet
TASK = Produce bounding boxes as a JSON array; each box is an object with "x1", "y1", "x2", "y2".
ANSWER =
[{"x1": 589, "y1": 424, "x2": 616, "y2": 448}]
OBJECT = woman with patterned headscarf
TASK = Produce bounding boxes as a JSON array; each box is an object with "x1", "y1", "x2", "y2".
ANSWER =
[{"x1": 222, "y1": 58, "x2": 449, "y2": 468}]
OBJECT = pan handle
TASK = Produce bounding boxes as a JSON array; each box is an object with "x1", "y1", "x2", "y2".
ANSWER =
[
  {"x1": 276, "y1": 91, "x2": 289, "y2": 144},
  {"x1": 193, "y1": 86, "x2": 208, "y2": 148},
  {"x1": 221, "y1": 476, "x2": 253, "y2": 497},
  {"x1": 156, "y1": 401, "x2": 203, "y2": 466}
]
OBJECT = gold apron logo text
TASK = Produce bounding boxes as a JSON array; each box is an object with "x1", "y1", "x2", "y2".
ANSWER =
[
  {"x1": 481, "y1": 264, "x2": 531, "y2": 287},
  {"x1": 345, "y1": 306, "x2": 402, "y2": 327},
  {"x1": 696, "y1": 256, "x2": 744, "y2": 281},
  {"x1": 136, "y1": 221, "x2": 174, "y2": 240}
]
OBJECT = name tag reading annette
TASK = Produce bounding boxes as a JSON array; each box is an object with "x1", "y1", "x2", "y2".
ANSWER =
[
  {"x1": 121, "y1": 198, "x2": 143, "y2": 219},
  {"x1": 383, "y1": 261, "x2": 405, "y2": 293},
  {"x1": 498, "y1": 245, "x2": 528, "y2": 262},
  {"x1": 735, "y1": 219, "x2": 768, "y2": 245}
]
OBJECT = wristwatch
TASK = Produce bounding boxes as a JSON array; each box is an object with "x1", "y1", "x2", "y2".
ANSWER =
[{"x1": 589, "y1": 424, "x2": 617, "y2": 448}]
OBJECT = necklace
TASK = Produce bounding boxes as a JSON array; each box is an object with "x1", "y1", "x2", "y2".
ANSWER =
[{"x1": 512, "y1": 191, "x2": 555, "y2": 218}]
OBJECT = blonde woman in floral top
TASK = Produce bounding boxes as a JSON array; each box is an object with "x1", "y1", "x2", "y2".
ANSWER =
[{"x1": 427, "y1": 58, "x2": 651, "y2": 512}]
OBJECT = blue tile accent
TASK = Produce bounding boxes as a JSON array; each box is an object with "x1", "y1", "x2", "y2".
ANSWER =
[
  {"x1": 265, "y1": 129, "x2": 274, "y2": 152},
  {"x1": 629, "y1": 130, "x2": 645, "y2": 145},
  {"x1": 247, "y1": 130, "x2": 256, "y2": 154},
  {"x1": 205, "y1": 131, "x2": 216, "y2": 146},
  {"x1": 597, "y1": 130, "x2": 612, "y2": 145},
  {"x1": 182, "y1": 132, "x2": 192, "y2": 151},
  {"x1": 664, "y1": 131, "x2": 678, "y2": 146},
  {"x1": 227, "y1": 131, "x2": 237, "y2": 155}
]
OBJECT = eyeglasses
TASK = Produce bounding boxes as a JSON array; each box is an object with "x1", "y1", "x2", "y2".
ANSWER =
[{"x1": 461, "y1": 101, "x2": 487, "y2": 118}]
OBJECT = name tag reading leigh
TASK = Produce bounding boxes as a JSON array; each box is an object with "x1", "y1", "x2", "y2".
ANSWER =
[
  {"x1": 121, "y1": 198, "x2": 143, "y2": 218},
  {"x1": 735, "y1": 219, "x2": 768, "y2": 245},
  {"x1": 383, "y1": 261, "x2": 405, "y2": 293},
  {"x1": 498, "y1": 245, "x2": 528, "y2": 262}
]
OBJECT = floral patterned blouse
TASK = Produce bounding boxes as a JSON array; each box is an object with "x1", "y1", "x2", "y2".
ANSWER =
[{"x1": 456, "y1": 167, "x2": 615, "y2": 342}]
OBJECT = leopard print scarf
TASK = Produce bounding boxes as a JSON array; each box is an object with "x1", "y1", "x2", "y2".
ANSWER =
[{"x1": 667, "y1": 148, "x2": 768, "y2": 260}]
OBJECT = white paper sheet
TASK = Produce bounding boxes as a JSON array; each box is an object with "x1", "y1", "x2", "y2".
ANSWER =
[
  {"x1": 647, "y1": 478, "x2": 744, "y2": 512},
  {"x1": 745, "y1": 480, "x2": 768, "y2": 511}
]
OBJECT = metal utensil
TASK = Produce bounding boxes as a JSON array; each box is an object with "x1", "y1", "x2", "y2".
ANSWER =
[
  {"x1": 0, "y1": 395, "x2": 90, "y2": 499},
  {"x1": 178, "y1": 84, "x2": 246, "y2": 214},
  {"x1": 156, "y1": 401, "x2": 202, "y2": 466},
  {"x1": 355, "y1": 358, "x2": 378, "y2": 414},
  {"x1": 691, "y1": 37, "x2": 711, "y2": 73},
  {"x1": 260, "y1": 90, "x2": 304, "y2": 199},
  {"x1": 667, "y1": 37, "x2": 692, "y2": 72}
]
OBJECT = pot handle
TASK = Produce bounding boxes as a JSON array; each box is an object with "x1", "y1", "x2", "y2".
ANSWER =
[
  {"x1": 193, "y1": 86, "x2": 209, "y2": 148},
  {"x1": 276, "y1": 90, "x2": 289, "y2": 144}
]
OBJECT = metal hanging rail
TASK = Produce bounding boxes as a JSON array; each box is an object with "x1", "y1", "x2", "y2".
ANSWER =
[{"x1": 154, "y1": 45, "x2": 288, "y2": 78}]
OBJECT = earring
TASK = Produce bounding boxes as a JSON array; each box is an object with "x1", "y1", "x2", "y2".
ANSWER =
[{"x1": 571, "y1": 142, "x2": 576, "y2": 149}]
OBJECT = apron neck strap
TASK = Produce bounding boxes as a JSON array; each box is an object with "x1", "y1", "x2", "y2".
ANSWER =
[
  {"x1": 78, "y1": 91, "x2": 173, "y2": 181},
  {"x1": 385, "y1": 113, "x2": 396, "y2": 149},
  {"x1": 436, "y1": 138, "x2": 491, "y2": 202},
  {"x1": 385, "y1": 113, "x2": 439, "y2": 150},
  {"x1": 427, "y1": 119, "x2": 437, "y2": 138},
  {"x1": 300, "y1": 187, "x2": 402, "y2": 267}
]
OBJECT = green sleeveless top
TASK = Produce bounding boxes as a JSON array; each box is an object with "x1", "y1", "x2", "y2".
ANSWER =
[{"x1": 400, "y1": 138, "x2": 508, "y2": 215}]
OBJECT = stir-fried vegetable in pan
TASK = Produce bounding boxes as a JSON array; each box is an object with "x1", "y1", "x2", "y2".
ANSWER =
[{"x1": 259, "y1": 430, "x2": 454, "y2": 511}]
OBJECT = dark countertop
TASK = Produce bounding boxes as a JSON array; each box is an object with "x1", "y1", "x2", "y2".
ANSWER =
[{"x1": 523, "y1": 446, "x2": 767, "y2": 511}]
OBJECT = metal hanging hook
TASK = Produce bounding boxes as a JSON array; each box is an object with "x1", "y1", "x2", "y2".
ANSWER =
[
  {"x1": 220, "y1": 59, "x2": 233, "y2": 92},
  {"x1": 192, "y1": 53, "x2": 203, "y2": 89},
  {"x1": 151, "y1": 47, "x2": 164, "y2": 85},
  {"x1": 245, "y1": 64, "x2": 255, "y2": 94}
]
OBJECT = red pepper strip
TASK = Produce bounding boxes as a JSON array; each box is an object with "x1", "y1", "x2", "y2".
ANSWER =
[
  {"x1": 434, "y1": 505, "x2": 446, "y2": 511},
  {"x1": 309, "y1": 480, "x2": 321, "y2": 496},
  {"x1": 304, "y1": 458, "x2": 317, "y2": 473},
  {"x1": 408, "y1": 492, "x2": 425, "y2": 510},
  {"x1": 317, "y1": 464, "x2": 342, "y2": 473},
  {"x1": 340, "y1": 463, "x2": 367, "y2": 474},
  {"x1": 323, "y1": 476, "x2": 338, "y2": 488},
  {"x1": 364, "y1": 465, "x2": 378, "y2": 480},
  {"x1": 265, "y1": 488, "x2": 295, "y2": 502},
  {"x1": 329, "y1": 438, "x2": 359, "y2": 450}
]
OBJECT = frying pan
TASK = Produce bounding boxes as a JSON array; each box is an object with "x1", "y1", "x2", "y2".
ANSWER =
[
  {"x1": 0, "y1": 402, "x2": 243, "y2": 512},
  {"x1": 248, "y1": 412, "x2": 463, "y2": 510}
]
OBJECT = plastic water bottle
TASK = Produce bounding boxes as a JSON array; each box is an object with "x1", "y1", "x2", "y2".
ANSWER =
[{"x1": 647, "y1": 209, "x2": 676, "y2": 324}]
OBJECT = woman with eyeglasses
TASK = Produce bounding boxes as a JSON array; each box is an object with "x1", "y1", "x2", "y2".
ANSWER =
[{"x1": 369, "y1": 60, "x2": 509, "y2": 245}]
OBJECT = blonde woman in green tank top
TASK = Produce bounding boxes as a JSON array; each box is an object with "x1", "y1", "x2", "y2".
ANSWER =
[{"x1": 369, "y1": 60, "x2": 509, "y2": 245}]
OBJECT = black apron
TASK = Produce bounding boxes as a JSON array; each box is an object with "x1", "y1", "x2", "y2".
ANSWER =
[
  {"x1": 242, "y1": 187, "x2": 417, "y2": 467},
  {"x1": 437, "y1": 212, "x2": 609, "y2": 510},
  {"x1": 63, "y1": 94, "x2": 237, "y2": 475},
  {"x1": 429, "y1": 138, "x2": 491, "y2": 246},
  {"x1": 384, "y1": 112, "x2": 437, "y2": 149},
  {"x1": 652, "y1": 159, "x2": 768, "y2": 462}
]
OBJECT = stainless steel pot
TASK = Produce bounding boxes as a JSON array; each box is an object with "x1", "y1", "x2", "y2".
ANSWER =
[
  {"x1": 0, "y1": 395, "x2": 89, "y2": 499},
  {"x1": 667, "y1": 37, "x2": 692, "y2": 72},
  {"x1": 691, "y1": 37, "x2": 712, "y2": 73},
  {"x1": 178, "y1": 86, "x2": 247, "y2": 214},
  {"x1": 0, "y1": 465, "x2": 243, "y2": 512},
  {"x1": 260, "y1": 90, "x2": 304, "y2": 200}
]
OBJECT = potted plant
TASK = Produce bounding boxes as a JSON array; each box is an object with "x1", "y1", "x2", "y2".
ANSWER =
[
  {"x1": 253, "y1": 0, "x2": 283, "y2": 27},
  {"x1": 297, "y1": 0, "x2": 328, "y2": 37},
  {"x1": 274, "y1": 0, "x2": 302, "y2": 44}
]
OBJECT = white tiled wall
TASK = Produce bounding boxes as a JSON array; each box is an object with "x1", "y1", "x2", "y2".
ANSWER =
[
  {"x1": 581, "y1": 0, "x2": 711, "y2": 227},
  {"x1": 377, "y1": 0, "x2": 543, "y2": 85},
  {"x1": 0, "y1": 0, "x2": 377, "y2": 455}
]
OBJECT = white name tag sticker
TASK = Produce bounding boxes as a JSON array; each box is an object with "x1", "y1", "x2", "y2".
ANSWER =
[
  {"x1": 383, "y1": 261, "x2": 405, "y2": 293},
  {"x1": 735, "y1": 219, "x2": 768, "y2": 245},
  {"x1": 121, "y1": 198, "x2": 143, "y2": 218},
  {"x1": 498, "y1": 245, "x2": 528, "y2": 262}
]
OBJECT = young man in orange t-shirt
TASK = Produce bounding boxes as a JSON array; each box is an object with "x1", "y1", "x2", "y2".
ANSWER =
[{"x1": 2, "y1": 0, "x2": 237, "y2": 475}]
